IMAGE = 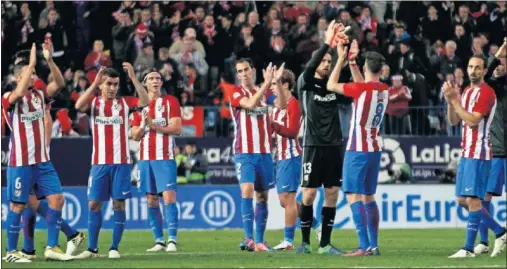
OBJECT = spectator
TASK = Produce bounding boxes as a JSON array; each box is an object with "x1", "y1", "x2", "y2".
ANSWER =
[
  {"x1": 356, "y1": 5, "x2": 378, "y2": 35},
  {"x1": 284, "y1": 2, "x2": 312, "y2": 23},
  {"x1": 316, "y1": 17, "x2": 328, "y2": 44},
  {"x1": 380, "y1": 64, "x2": 391, "y2": 85},
  {"x1": 217, "y1": 14, "x2": 238, "y2": 82},
  {"x1": 360, "y1": 30, "x2": 379, "y2": 54},
  {"x1": 174, "y1": 146, "x2": 187, "y2": 184},
  {"x1": 337, "y1": 10, "x2": 361, "y2": 42},
  {"x1": 134, "y1": 41, "x2": 155, "y2": 76},
  {"x1": 187, "y1": 5, "x2": 206, "y2": 29},
  {"x1": 289, "y1": 14, "x2": 313, "y2": 49},
  {"x1": 169, "y1": 27, "x2": 206, "y2": 58},
  {"x1": 84, "y1": 40, "x2": 113, "y2": 83},
  {"x1": 386, "y1": 74, "x2": 412, "y2": 135},
  {"x1": 41, "y1": 8, "x2": 67, "y2": 68},
  {"x1": 266, "y1": 34, "x2": 294, "y2": 70},
  {"x1": 140, "y1": 8, "x2": 151, "y2": 27},
  {"x1": 471, "y1": 35, "x2": 486, "y2": 57},
  {"x1": 429, "y1": 40, "x2": 445, "y2": 67},
  {"x1": 182, "y1": 63, "x2": 207, "y2": 105},
  {"x1": 172, "y1": 35, "x2": 209, "y2": 77},
  {"x1": 488, "y1": 2, "x2": 507, "y2": 45},
  {"x1": 488, "y1": 43, "x2": 500, "y2": 64},
  {"x1": 112, "y1": 9, "x2": 135, "y2": 64},
  {"x1": 183, "y1": 142, "x2": 208, "y2": 184},
  {"x1": 234, "y1": 24, "x2": 261, "y2": 82},
  {"x1": 295, "y1": 31, "x2": 320, "y2": 73},
  {"x1": 233, "y1": 12, "x2": 246, "y2": 28},
  {"x1": 14, "y1": 2, "x2": 36, "y2": 51},
  {"x1": 452, "y1": 23, "x2": 471, "y2": 62},
  {"x1": 268, "y1": 18, "x2": 284, "y2": 40},
  {"x1": 391, "y1": 40, "x2": 427, "y2": 78},
  {"x1": 199, "y1": 14, "x2": 221, "y2": 91},
  {"x1": 125, "y1": 23, "x2": 154, "y2": 64},
  {"x1": 39, "y1": 0, "x2": 56, "y2": 25},
  {"x1": 422, "y1": 5, "x2": 448, "y2": 45},
  {"x1": 52, "y1": 109, "x2": 79, "y2": 138},
  {"x1": 437, "y1": 40, "x2": 462, "y2": 81},
  {"x1": 74, "y1": 1, "x2": 99, "y2": 66},
  {"x1": 453, "y1": 67, "x2": 468, "y2": 92},
  {"x1": 323, "y1": 1, "x2": 345, "y2": 22},
  {"x1": 247, "y1": 11, "x2": 266, "y2": 47},
  {"x1": 453, "y1": 4, "x2": 476, "y2": 36},
  {"x1": 263, "y1": 7, "x2": 281, "y2": 29}
]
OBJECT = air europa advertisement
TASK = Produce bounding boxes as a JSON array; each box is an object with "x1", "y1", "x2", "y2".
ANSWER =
[{"x1": 1, "y1": 186, "x2": 505, "y2": 230}]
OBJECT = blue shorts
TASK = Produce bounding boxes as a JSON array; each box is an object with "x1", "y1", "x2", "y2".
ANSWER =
[
  {"x1": 276, "y1": 156, "x2": 301, "y2": 194},
  {"x1": 88, "y1": 164, "x2": 133, "y2": 201},
  {"x1": 485, "y1": 158, "x2": 506, "y2": 196},
  {"x1": 138, "y1": 160, "x2": 177, "y2": 195},
  {"x1": 455, "y1": 158, "x2": 490, "y2": 199},
  {"x1": 342, "y1": 151, "x2": 381, "y2": 195},
  {"x1": 234, "y1": 154, "x2": 275, "y2": 191},
  {"x1": 7, "y1": 162, "x2": 62, "y2": 203}
]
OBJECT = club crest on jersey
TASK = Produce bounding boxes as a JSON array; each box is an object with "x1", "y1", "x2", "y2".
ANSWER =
[
  {"x1": 470, "y1": 96, "x2": 478, "y2": 107},
  {"x1": 157, "y1": 103, "x2": 165, "y2": 113},
  {"x1": 31, "y1": 96, "x2": 42, "y2": 110},
  {"x1": 113, "y1": 103, "x2": 123, "y2": 111}
]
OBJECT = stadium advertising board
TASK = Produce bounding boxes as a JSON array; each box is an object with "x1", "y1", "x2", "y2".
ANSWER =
[
  {"x1": 1, "y1": 136, "x2": 461, "y2": 186},
  {"x1": 2, "y1": 185, "x2": 505, "y2": 230}
]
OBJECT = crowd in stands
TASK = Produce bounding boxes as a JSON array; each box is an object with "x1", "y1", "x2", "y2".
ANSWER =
[{"x1": 2, "y1": 1, "x2": 506, "y2": 137}]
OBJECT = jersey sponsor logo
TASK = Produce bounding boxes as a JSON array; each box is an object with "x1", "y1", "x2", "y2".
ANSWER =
[
  {"x1": 313, "y1": 93, "x2": 336, "y2": 102},
  {"x1": 20, "y1": 109, "x2": 44, "y2": 122},
  {"x1": 94, "y1": 116, "x2": 124, "y2": 125},
  {"x1": 152, "y1": 118, "x2": 167, "y2": 126},
  {"x1": 246, "y1": 106, "x2": 268, "y2": 115}
]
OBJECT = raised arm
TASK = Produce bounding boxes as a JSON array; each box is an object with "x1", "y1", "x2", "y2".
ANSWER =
[
  {"x1": 8, "y1": 44, "x2": 36, "y2": 104},
  {"x1": 44, "y1": 42, "x2": 66, "y2": 97},
  {"x1": 273, "y1": 63, "x2": 288, "y2": 110},
  {"x1": 237, "y1": 63, "x2": 275, "y2": 110},
  {"x1": 486, "y1": 38, "x2": 506, "y2": 81},
  {"x1": 327, "y1": 41, "x2": 348, "y2": 94},
  {"x1": 75, "y1": 66, "x2": 105, "y2": 112},
  {"x1": 348, "y1": 40, "x2": 364, "y2": 83},
  {"x1": 123, "y1": 62, "x2": 149, "y2": 107}
]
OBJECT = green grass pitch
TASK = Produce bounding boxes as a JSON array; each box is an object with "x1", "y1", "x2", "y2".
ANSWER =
[{"x1": 2, "y1": 229, "x2": 506, "y2": 268}]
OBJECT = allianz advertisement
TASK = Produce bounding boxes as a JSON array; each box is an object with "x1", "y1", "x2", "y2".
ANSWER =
[{"x1": 2, "y1": 185, "x2": 505, "y2": 230}]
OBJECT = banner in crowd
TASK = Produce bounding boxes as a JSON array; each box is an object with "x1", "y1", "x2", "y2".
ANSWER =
[
  {"x1": 181, "y1": 106, "x2": 204, "y2": 137},
  {"x1": 2, "y1": 185, "x2": 505, "y2": 230}
]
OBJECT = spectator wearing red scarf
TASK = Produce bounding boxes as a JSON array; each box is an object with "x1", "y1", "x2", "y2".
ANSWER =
[
  {"x1": 84, "y1": 40, "x2": 112, "y2": 83},
  {"x1": 386, "y1": 75, "x2": 412, "y2": 135}
]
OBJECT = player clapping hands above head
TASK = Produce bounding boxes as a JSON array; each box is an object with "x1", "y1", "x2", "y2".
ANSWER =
[
  {"x1": 74, "y1": 63, "x2": 149, "y2": 260},
  {"x1": 327, "y1": 39, "x2": 388, "y2": 256},
  {"x1": 295, "y1": 20, "x2": 349, "y2": 255}
]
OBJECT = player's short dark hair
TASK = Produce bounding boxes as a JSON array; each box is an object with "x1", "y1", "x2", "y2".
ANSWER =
[
  {"x1": 280, "y1": 69, "x2": 296, "y2": 91},
  {"x1": 469, "y1": 55, "x2": 487, "y2": 68},
  {"x1": 104, "y1": 68, "x2": 120, "y2": 78},
  {"x1": 234, "y1": 58, "x2": 254, "y2": 68},
  {"x1": 364, "y1": 51, "x2": 386, "y2": 75}
]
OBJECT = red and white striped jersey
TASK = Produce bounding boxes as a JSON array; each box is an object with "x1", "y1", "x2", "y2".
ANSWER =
[
  {"x1": 344, "y1": 82, "x2": 389, "y2": 152},
  {"x1": 2, "y1": 80, "x2": 50, "y2": 167},
  {"x1": 271, "y1": 96, "x2": 302, "y2": 160},
  {"x1": 229, "y1": 85, "x2": 273, "y2": 154},
  {"x1": 130, "y1": 95, "x2": 181, "y2": 161},
  {"x1": 89, "y1": 96, "x2": 138, "y2": 165},
  {"x1": 460, "y1": 84, "x2": 497, "y2": 160}
]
